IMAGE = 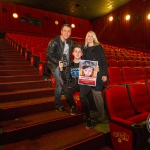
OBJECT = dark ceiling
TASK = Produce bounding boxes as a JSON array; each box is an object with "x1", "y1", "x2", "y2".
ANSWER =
[{"x1": 3, "y1": 0, "x2": 131, "y2": 20}]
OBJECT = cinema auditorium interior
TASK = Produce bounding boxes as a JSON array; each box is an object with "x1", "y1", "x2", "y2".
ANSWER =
[{"x1": 0, "y1": 0, "x2": 150, "y2": 149}]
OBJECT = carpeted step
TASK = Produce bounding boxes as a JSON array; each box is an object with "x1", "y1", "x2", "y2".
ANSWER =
[
  {"x1": 0, "y1": 58, "x2": 26, "y2": 61},
  {"x1": 0, "y1": 88, "x2": 55, "y2": 102},
  {"x1": 0, "y1": 111, "x2": 83, "y2": 145},
  {"x1": 0, "y1": 55, "x2": 25, "y2": 59},
  {"x1": 0, "y1": 96, "x2": 68, "y2": 121},
  {"x1": 0, "y1": 49, "x2": 23, "y2": 54},
  {"x1": 0, "y1": 65, "x2": 35, "y2": 70},
  {"x1": 61, "y1": 133, "x2": 111, "y2": 150},
  {"x1": 1, "y1": 124, "x2": 110, "y2": 150},
  {"x1": 0, "y1": 69, "x2": 39, "y2": 76},
  {"x1": 0, "y1": 61, "x2": 30, "y2": 65},
  {"x1": 0, "y1": 75, "x2": 44, "y2": 83},
  {"x1": 0, "y1": 80, "x2": 51, "y2": 92}
]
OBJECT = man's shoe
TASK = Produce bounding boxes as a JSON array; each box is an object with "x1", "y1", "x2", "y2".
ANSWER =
[
  {"x1": 86, "y1": 118, "x2": 93, "y2": 129},
  {"x1": 56, "y1": 106, "x2": 69, "y2": 113},
  {"x1": 71, "y1": 106, "x2": 77, "y2": 115}
]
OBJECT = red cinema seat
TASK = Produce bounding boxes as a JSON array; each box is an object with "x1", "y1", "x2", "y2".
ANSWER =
[
  {"x1": 121, "y1": 67, "x2": 137, "y2": 82},
  {"x1": 124, "y1": 56, "x2": 131, "y2": 60},
  {"x1": 127, "y1": 60, "x2": 135, "y2": 68},
  {"x1": 143, "y1": 61, "x2": 150, "y2": 67},
  {"x1": 118, "y1": 60, "x2": 128, "y2": 68},
  {"x1": 116, "y1": 55, "x2": 124, "y2": 60},
  {"x1": 107, "y1": 59, "x2": 118, "y2": 67},
  {"x1": 144, "y1": 67, "x2": 150, "y2": 79},
  {"x1": 127, "y1": 83, "x2": 150, "y2": 112},
  {"x1": 133, "y1": 67, "x2": 146, "y2": 81},
  {"x1": 105, "y1": 85, "x2": 149, "y2": 150},
  {"x1": 108, "y1": 55, "x2": 116, "y2": 60},
  {"x1": 136, "y1": 57, "x2": 142, "y2": 61},
  {"x1": 135, "y1": 60, "x2": 144, "y2": 67},
  {"x1": 107, "y1": 67, "x2": 130, "y2": 84},
  {"x1": 130, "y1": 56, "x2": 137, "y2": 61}
]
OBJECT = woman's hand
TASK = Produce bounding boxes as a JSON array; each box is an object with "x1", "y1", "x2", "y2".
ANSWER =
[
  {"x1": 59, "y1": 61, "x2": 63, "y2": 71},
  {"x1": 102, "y1": 76, "x2": 107, "y2": 82},
  {"x1": 94, "y1": 66, "x2": 100, "y2": 73}
]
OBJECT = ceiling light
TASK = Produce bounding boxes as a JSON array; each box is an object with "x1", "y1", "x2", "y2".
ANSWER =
[
  {"x1": 13, "y1": 13, "x2": 18, "y2": 18},
  {"x1": 109, "y1": 16, "x2": 113, "y2": 21},
  {"x1": 71, "y1": 24, "x2": 75, "y2": 28},
  {"x1": 148, "y1": 14, "x2": 150, "y2": 19},
  {"x1": 126, "y1": 15, "x2": 130, "y2": 20},
  {"x1": 55, "y1": 20, "x2": 59, "y2": 25}
]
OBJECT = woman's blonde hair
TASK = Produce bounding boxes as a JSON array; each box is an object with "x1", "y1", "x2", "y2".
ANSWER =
[{"x1": 84, "y1": 31, "x2": 100, "y2": 47}]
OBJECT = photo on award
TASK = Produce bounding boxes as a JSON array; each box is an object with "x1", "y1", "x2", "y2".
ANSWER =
[{"x1": 78, "y1": 60, "x2": 98, "y2": 86}]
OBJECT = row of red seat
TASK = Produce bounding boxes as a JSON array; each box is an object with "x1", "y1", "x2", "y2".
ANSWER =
[
  {"x1": 105, "y1": 83, "x2": 150, "y2": 150},
  {"x1": 107, "y1": 67, "x2": 150, "y2": 85},
  {"x1": 107, "y1": 59, "x2": 150, "y2": 68},
  {"x1": 106, "y1": 54, "x2": 150, "y2": 61}
]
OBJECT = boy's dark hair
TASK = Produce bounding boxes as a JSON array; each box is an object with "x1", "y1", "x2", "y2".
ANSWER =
[
  {"x1": 61, "y1": 24, "x2": 72, "y2": 30},
  {"x1": 72, "y1": 44, "x2": 83, "y2": 52},
  {"x1": 82, "y1": 61, "x2": 95, "y2": 69}
]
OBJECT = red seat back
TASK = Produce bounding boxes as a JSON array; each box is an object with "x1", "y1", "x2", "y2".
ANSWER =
[
  {"x1": 118, "y1": 60, "x2": 128, "y2": 68},
  {"x1": 127, "y1": 60, "x2": 135, "y2": 68},
  {"x1": 108, "y1": 67, "x2": 123, "y2": 83},
  {"x1": 107, "y1": 59, "x2": 118, "y2": 67},
  {"x1": 133, "y1": 67, "x2": 146, "y2": 80},
  {"x1": 121, "y1": 67, "x2": 136, "y2": 82},
  {"x1": 144, "y1": 67, "x2": 150, "y2": 79},
  {"x1": 128, "y1": 83, "x2": 150, "y2": 112},
  {"x1": 135, "y1": 60, "x2": 144, "y2": 67},
  {"x1": 105, "y1": 85, "x2": 136, "y2": 120}
]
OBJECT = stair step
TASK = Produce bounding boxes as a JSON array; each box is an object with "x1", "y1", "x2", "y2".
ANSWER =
[
  {"x1": 0, "y1": 55, "x2": 24, "y2": 58},
  {"x1": 0, "y1": 69, "x2": 39, "y2": 76},
  {"x1": 0, "y1": 88, "x2": 55, "y2": 102},
  {"x1": 0, "y1": 61, "x2": 30, "y2": 65},
  {"x1": 0, "y1": 80, "x2": 51, "y2": 92},
  {"x1": 2, "y1": 124, "x2": 101, "y2": 150},
  {"x1": 0, "y1": 65, "x2": 34, "y2": 70},
  {"x1": 0, "y1": 96, "x2": 68, "y2": 121},
  {"x1": 0, "y1": 75, "x2": 44, "y2": 83},
  {"x1": 0, "y1": 111, "x2": 83, "y2": 145}
]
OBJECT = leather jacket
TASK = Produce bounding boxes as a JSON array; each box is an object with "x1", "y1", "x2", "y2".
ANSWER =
[{"x1": 46, "y1": 36, "x2": 74, "y2": 71}]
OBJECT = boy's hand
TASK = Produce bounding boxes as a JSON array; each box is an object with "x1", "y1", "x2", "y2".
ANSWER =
[
  {"x1": 102, "y1": 76, "x2": 107, "y2": 82},
  {"x1": 59, "y1": 61, "x2": 63, "y2": 71},
  {"x1": 94, "y1": 66, "x2": 100, "y2": 72}
]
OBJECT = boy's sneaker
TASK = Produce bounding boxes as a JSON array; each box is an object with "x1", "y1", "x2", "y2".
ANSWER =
[
  {"x1": 86, "y1": 118, "x2": 93, "y2": 129},
  {"x1": 71, "y1": 106, "x2": 77, "y2": 115}
]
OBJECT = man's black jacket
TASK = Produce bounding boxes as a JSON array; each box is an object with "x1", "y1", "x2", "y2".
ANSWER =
[{"x1": 46, "y1": 36, "x2": 74, "y2": 71}]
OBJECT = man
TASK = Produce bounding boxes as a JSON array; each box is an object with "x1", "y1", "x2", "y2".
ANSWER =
[{"x1": 46, "y1": 24, "x2": 74, "y2": 112}]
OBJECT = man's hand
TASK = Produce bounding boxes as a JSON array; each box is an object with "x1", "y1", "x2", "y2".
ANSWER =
[
  {"x1": 102, "y1": 76, "x2": 107, "y2": 82},
  {"x1": 59, "y1": 61, "x2": 63, "y2": 71}
]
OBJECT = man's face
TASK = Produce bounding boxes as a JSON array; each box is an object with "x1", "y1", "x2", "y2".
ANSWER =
[
  {"x1": 72, "y1": 48, "x2": 83, "y2": 59},
  {"x1": 61, "y1": 26, "x2": 71, "y2": 40},
  {"x1": 83, "y1": 67, "x2": 93, "y2": 77}
]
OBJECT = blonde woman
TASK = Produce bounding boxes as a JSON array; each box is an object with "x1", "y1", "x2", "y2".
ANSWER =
[{"x1": 80, "y1": 31, "x2": 108, "y2": 128}]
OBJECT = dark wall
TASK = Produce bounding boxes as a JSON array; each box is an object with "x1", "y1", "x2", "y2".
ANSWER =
[
  {"x1": 0, "y1": 2, "x2": 92, "y2": 38},
  {"x1": 92, "y1": 0, "x2": 150, "y2": 50}
]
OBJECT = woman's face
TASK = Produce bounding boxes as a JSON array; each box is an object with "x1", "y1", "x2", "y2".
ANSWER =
[{"x1": 86, "y1": 33, "x2": 94, "y2": 44}]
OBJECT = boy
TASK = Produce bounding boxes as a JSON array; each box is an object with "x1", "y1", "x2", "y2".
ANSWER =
[{"x1": 59, "y1": 45, "x2": 93, "y2": 129}]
